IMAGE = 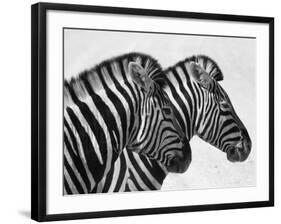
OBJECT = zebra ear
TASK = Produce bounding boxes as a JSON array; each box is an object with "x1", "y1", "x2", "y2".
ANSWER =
[
  {"x1": 129, "y1": 62, "x2": 153, "y2": 91},
  {"x1": 188, "y1": 61, "x2": 215, "y2": 91}
]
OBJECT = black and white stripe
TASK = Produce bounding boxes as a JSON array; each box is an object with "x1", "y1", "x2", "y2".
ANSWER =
[
  {"x1": 89, "y1": 150, "x2": 167, "y2": 193},
  {"x1": 63, "y1": 52, "x2": 191, "y2": 195},
  {"x1": 164, "y1": 55, "x2": 251, "y2": 161},
  {"x1": 97, "y1": 54, "x2": 252, "y2": 193}
]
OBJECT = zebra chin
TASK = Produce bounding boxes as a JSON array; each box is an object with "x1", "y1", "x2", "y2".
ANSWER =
[
  {"x1": 226, "y1": 129, "x2": 252, "y2": 162},
  {"x1": 166, "y1": 139, "x2": 192, "y2": 173}
]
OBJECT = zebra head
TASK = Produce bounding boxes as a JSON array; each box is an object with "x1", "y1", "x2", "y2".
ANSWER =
[
  {"x1": 187, "y1": 56, "x2": 252, "y2": 162},
  {"x1": 127, "y1": 59, "x2": 191, "y2": 173}
]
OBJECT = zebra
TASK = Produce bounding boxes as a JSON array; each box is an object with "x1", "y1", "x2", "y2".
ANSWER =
[
  {"x1": 93, "y1": 54, "x2": 252, "y2": 193},
  {"x1": 165, "y1": 55, "x2": 251, "y2": 162},
  {"x1": 63, "y1": 52, "x2": 192, "y2": 195},
  {"x1": 90, "y1": 149, "x2": 167, "y2": 193}
]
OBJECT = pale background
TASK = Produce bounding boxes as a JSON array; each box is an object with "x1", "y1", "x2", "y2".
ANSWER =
[
  {"x1": 64, "y1": 28, "x2": 256, "y2": 190},
  {"x1": 1, "y1": 0, "x2": 280, "y2": 223}
]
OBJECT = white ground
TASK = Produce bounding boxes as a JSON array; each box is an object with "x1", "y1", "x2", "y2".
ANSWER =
[{"x1": 64, "y1": 29, "x2": 256, "y2": 191}]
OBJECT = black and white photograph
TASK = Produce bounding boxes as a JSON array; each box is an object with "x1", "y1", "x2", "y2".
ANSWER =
[
  {"x1": 1, "y1": 0, "x2": 280, "y2": 223},
  {"x1": 63, "y1": 28, "x2": 255, "y2": 195},
  {"x1": 30, "y1": 2, "x2": 274, "y2": 222}
]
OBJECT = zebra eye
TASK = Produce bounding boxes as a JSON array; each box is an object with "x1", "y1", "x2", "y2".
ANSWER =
[
  {"x1": 163, "y1": 107, "x2": 172, "y2": 116},
  {"x1": 219, "y1": 99, "x2": 230, "y2": 109}
]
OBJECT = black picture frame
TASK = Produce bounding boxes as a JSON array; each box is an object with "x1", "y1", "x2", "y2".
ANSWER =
[{"x1": 31, "y1": 2, "x2": 274, "y2": 222}]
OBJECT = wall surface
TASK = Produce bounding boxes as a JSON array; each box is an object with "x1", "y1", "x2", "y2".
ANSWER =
[{"x1": 0, "y1": 0, "x2": 279, "y2": 223}]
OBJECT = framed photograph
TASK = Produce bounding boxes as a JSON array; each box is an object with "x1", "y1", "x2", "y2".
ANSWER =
[{"x1": 31, "y1": 2, "x2": 274, "y2": 222}]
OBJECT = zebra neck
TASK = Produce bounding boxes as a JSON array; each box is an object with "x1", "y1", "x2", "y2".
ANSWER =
[{"x1": 165, "y1": 63, "x2": 206, "y2": 140}]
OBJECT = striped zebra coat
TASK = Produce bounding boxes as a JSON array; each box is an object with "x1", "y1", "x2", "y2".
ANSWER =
[
  {"x1": 63, "y1": 52, "x2": 191, "y2": 194},
  {"x1": 93, "y1": 54, "x2": 252, "y2": 193}
]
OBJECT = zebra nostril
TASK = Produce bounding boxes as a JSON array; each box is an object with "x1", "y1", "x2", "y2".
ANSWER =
[
  {"x1": 226, "y1": 147, "x2": 239, "y2": 162},
  {"x1": 226, "y1": 139, "x2": 251, "y2": 162},
  {"x1": 225, "y1": 127, "x2": 252, "y2": 163},
  {"x1": 229, "y1": 147, "x2": 235, "y2": 155}
]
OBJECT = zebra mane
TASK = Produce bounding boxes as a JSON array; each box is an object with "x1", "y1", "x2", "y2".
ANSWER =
[
  {"x1": 64, "y1": 52, "x2": 166, "y2": 106},
  {"x1": 165, "y1": 55, "x2": 224, "y2": 82}
]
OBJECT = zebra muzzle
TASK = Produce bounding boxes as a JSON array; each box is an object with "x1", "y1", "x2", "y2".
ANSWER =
[
  {"x1": 226, "y1": 133, "x2": 252, "y2": 162},
  {"x1": 167, "y1": 139, "x2": 192, "y2": 173}
]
